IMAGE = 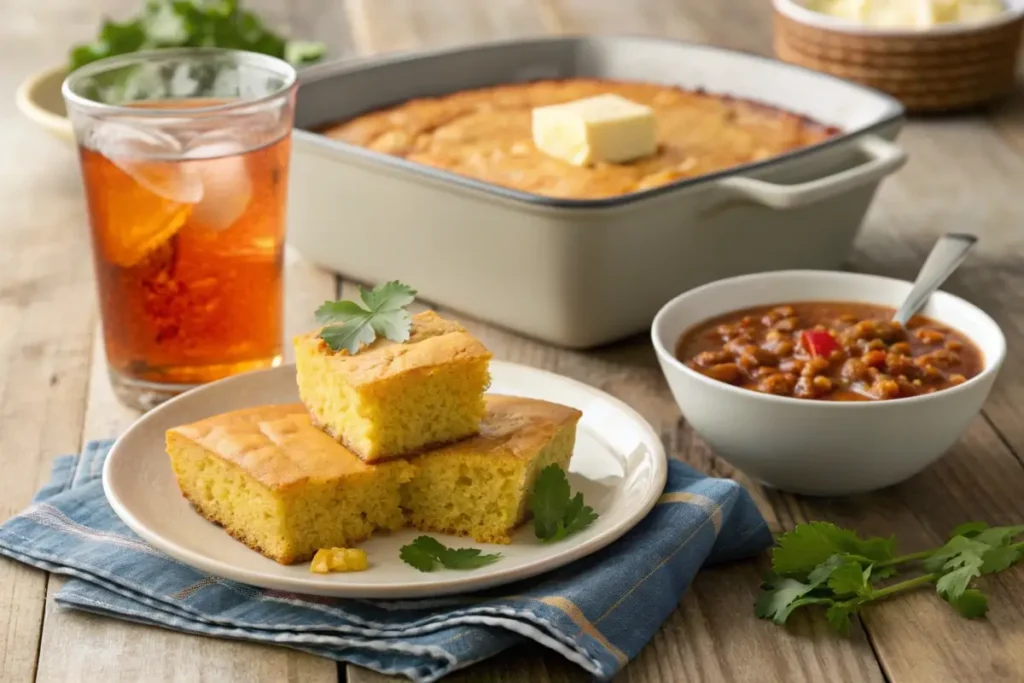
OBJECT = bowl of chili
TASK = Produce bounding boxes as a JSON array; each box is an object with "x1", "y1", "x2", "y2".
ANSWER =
[{"x1": 651, "y1": 270, "x2": 1005, "y2": 495}]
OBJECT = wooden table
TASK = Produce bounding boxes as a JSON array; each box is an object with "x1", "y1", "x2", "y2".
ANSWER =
[{"x1": 4, "y1": 0, "x2": 1024, "y2": 681}]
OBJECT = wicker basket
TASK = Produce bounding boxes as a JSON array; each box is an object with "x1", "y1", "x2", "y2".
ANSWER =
[{"x1": 772, "y1": 0, "x2": 1024, "y2": 112}]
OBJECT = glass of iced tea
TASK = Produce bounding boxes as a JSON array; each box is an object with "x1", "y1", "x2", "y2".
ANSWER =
[{"x1": 62, "y1": 48, "x2": 297, "y2": 410}]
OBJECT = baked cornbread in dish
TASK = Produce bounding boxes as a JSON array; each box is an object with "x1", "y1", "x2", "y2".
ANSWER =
[
  {"x1": 165, "y1": 404, "x2": 413, "y2": 565},
  {"x1": 403, "y1": 394, "x2": 583, "y2": 544},
  {"x1": 294, "y1": 310, "x2": 492, "y2": 462},
  {"x1": 321, "y1": 78, "x2": 839, "y2": 199}
]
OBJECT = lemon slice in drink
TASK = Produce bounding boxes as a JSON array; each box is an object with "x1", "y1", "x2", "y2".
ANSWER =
[{"x1": 90, "y1": 123, "x2": 202, "y2": 268}]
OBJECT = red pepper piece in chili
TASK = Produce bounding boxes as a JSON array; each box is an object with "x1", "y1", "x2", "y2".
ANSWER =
[{"x1": 801, "y1": 330, "x2": 839, "y2": 358}]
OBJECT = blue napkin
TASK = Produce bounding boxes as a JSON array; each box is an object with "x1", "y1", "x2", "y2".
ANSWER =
[{"x1": 0, "y1": 440, "x2": 772, "y2": 682}]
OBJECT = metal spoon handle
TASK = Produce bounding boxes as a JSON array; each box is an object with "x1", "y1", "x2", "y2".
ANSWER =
[{"x1": 893, "y1": 232, "x2": 978, "y2": 326}]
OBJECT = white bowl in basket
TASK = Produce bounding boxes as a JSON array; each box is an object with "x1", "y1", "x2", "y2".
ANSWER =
[{"x1": 651, "y1": 270, "x2": 1005, "y2": 496}]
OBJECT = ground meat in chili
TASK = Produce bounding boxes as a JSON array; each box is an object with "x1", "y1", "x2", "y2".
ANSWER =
[{"x1": 675, "y1": 302, "x2": 984, "y2": 401}]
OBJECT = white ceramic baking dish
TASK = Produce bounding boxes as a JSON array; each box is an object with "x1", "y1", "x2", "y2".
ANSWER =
[{"x1": 287, "y1": 35, "x2": 906, "y2": 348}]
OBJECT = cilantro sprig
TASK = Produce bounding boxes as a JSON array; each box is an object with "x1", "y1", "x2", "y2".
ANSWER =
[
  {"x1": 756, "y1": 521, "x2": 1024, "y2": 633},
  {"x1": 399, "y1": 536, "x2": 502, "y2": 572},
  {"x1": 530, "y1": 465, "x2": 598, "y2": 543},
  {"x1": 69, "y1": 0, "x2": 327, "y2": 73},
  {"x1": 315, "y1": 281, "x2": 417, "y2": 355}
]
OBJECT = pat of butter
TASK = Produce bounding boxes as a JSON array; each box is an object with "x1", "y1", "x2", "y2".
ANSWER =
[
  {"x1": 531, "y1": 94, "x2": 657, "y2": 166},
  {"x1": 806, "y1": 0, "x2": 1005, "y2": 28}
]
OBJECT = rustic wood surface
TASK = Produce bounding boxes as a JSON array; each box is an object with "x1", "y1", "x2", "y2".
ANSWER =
[{"x1": 2, "y1": 0, "x2": 1024, "y2": 681}]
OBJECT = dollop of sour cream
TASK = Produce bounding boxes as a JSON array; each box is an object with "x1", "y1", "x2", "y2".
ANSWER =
[{"x1": 805, "y1": 0, "x2": 1006, "y2": 28}]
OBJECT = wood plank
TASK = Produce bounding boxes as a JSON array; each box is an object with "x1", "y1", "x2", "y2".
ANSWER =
[
  {"x1": 27, "y1": 1, "x2": 342, "y2": 680},
  {"x1": 0, "y1": 1, "x2": 111, "y2": 679}
]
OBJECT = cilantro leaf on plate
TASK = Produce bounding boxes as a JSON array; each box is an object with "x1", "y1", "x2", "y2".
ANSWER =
[
  {"x1": 316, "y1": 281, "x2": 418, "y2": 354},
  {"x1": 399, "y1": 536, "x2": 501, "y2": 573},
  {"x1": 530, "y1": 465, "x2": 598, "y2": 543}
]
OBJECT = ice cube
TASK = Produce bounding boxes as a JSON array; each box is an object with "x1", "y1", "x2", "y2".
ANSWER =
[
  {"x1": 184, "y1": 136, "x2": 254, "y2": 232},
  {"x1": 91, "y1": 121, "x2": 203, "y2": 204}
]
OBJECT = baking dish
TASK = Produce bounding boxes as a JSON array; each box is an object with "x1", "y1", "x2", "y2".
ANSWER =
[{"x1": 287, "y1": 35, "x2": 906, "y2": 348}]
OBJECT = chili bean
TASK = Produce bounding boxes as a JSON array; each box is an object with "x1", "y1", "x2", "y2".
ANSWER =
[
  {"x1": 706, "y1": 363, "x2": 741, "y2": 383},
  {"x1": 779, "y1": 358, "x2": 804, "y2": 374},
  {"x1": 773, "y1": 317, "x2": 798, "y2": 332},
  {"x1": 842, "y1": 358, "x2": 870, "y2": 382},
  {"x1": 863, "y1": 350, "x2": 887, "y2": 368},
  {"x1": 801, "y1": 357, "x2": 830, "y2": 377},
  {"x1": 692, "y1": 350, "x2": 730, "y2": 367},
  {"x1": 945, "y1": 339, "x2": 964, "y2": 351},
  {"x1": 884, "y1": 353, "x2": 915, "y2": 378},
  {"x1": 757, "y1": 372, "x2": 797, "y2": 395},
  {"x1": 915, "y1": 328, "x2": 945, "y2": 345},
  {"x1": 889, "y1": 342, "x2": 912, "y2": 356}
]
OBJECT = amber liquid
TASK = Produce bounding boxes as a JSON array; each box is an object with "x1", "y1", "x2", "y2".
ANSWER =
[{"x1": 80, "y1": 113, "x2": 290, "y2": 387}]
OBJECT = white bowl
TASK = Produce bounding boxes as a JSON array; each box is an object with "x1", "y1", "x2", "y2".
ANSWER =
[{"x1": 651, "y1": 270, "x2": 1006, "y2": 496}]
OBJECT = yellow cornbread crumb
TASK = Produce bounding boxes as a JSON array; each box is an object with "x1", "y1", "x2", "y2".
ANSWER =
[
  {"x1": 165, "y1": 404, "x2": 414, "y2": 565},
  {"x1": 310, "y1": 547, "x2": 369, "y2": 573},
  {"x1": 402, "y1": 395, "x2": 582, "y2": 544},
  {"x1": 293, "y1": 310, "x2": 492, "y2": 462}
]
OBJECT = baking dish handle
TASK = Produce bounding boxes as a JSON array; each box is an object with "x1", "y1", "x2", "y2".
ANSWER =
[{"x1": 715, "y1": 135, "x2": 907, "y2": 210}]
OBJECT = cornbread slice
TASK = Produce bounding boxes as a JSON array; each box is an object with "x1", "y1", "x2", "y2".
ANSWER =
[
  {"x1": 294, "y1": 310, "x2": 492, "y2": 462},
  {"x1": 402, "y1": 395, "x2": 583, "y2": 544},
  {"x1": 165, "y1": 404, "x2": 414, "y2": 565}
]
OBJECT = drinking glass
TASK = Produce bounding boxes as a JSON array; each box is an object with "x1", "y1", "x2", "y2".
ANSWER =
[{"x1": 63, "y1": 48, "x2": 297, "y2": 410}]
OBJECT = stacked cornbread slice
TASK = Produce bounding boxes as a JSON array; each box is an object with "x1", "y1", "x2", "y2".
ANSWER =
[{"x1": 166, "y1": 309, "x2": 583, "y2": 566}]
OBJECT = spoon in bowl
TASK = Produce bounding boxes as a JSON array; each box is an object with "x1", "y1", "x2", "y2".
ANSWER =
[{"x1": 892, "y1": 232, "x2": 978, "y2": 327}]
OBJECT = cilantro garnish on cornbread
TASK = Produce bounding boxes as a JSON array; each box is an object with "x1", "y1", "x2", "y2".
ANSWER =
[
  {"x1": 399, "y1": 536, "x2": 502, "y2": 572},
  {"x1": 315, "y1": 281, "x2": 417, "y2": 354},
  {"x1": 530, "y1": 465, "x2": 599, "y2": 543},
  {"x1": 295, "y1": 304, "x2": 493, "y2": 462}
]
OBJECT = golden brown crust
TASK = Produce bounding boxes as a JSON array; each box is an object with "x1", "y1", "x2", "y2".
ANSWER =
[
  {"x1": 322, "y1": 78, "x2": 839, "y2": 199},
  {"x1": 166, "y1": 404, "x2": 381, "y2": 491},
  {"x1": 414, "y1": 394, "x2": 582, "y2": 463},
  {"x1": 293, "y1": 310, "x2": 492, "y2": 389}
]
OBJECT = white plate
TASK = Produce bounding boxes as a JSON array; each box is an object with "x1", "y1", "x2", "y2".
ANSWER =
[{"x1": 103, "y1": 361, "x2": 667, "y2": 598}]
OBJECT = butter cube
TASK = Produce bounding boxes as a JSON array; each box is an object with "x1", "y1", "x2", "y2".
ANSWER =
[{"x1": 531, "y1": 94, "x2": 657, "y2": 166}]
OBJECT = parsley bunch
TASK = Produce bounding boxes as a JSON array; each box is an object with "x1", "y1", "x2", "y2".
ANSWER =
[
  {"x1": 69, "y1": 0, "x2": 326, "y2": 73},
  {"x1": 756, "y1": 521, "x2": 1024, "y2": 633}
]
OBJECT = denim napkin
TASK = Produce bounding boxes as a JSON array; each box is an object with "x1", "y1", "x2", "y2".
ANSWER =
[{"x1": 0, "y1": 440, "x2": 772, "y2": 682}]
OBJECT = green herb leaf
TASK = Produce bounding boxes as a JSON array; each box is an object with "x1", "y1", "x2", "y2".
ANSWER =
[
  {"x1": 561, "y1": 492, "x2": 600, "y2": 539},
  {"x1": 771, "y1": 522, "x2": 895, "y2": 578},
  {"x1": 316, "y1": 281, "x2": 418, "y2": 354},
  {"x1": 530, "y1": 465, "x2": 598, "y2": 543},
  {"x1": 949, "y1": 522, "x2": 990, "y2": 539},
  {"x1": 816, "y1": 556, "x2": 872, "y2": 598},
  {"x1": 825, "y1": 601, "x2": 860, "y2": 635},
  {"x1": 398, "y1": 536, "x2": 501, "y2": 572},
  {"x1": 946, "y1": 588, "x2": 988, "y2": 619},
  {"x1": 754, "y1": 575, "x2": 824, "y2": 624},
  {"x1": 68, "y1": 0, "x2": 327, "y2": 73}
]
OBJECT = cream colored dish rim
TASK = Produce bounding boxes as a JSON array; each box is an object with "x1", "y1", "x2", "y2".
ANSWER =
[{"x1": 773, "y1": 0, "x2": 1024, "y2": 37}]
